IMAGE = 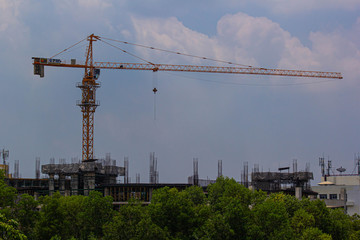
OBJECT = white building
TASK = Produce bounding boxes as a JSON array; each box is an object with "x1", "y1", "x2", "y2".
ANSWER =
[{"x1": 312, "y1": 175, "x2": 360, "y2": 216}]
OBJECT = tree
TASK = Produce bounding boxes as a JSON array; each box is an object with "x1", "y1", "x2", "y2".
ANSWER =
[
  {"x1": 328, "y1": 208, "x2": 352, "y2": 240},
  {"x1": 0, "y1": 213, "x2": 27, "y2": 240},
  {"x1": 250, "y1": 193, "x2": 293, "y2": 240},
  {"x1": 300, "y1": 227, "x2": 332, "y2": 240},
  {"x1": 58, "y1": 195, "x2": 86, "y2": 239},
  {"x1": 80, "y1": 191, "x2": 114, "y2": 238},
  {"x1": 34, "y1": 191, "x2": 114, "y2": 239},
  {"x1": 0, "y1": 170, "x2": 16, "y2": 216},
  {"x1": 350, "y1": 230, "x2": 360, "y2": 240},
  {"x1": 207, "y1": 176, "x2": 252, "y2": 208},
  {"x1": 148, "y1": 187, "x2": 202, "y2": 239},
  {"x1": 278, "y1": 194, "x2": 301, "y2": 218},
  {"x1": 350, "y1": 214, "x2": 360, "y2": 232},
  {"x1": 134, "y1": 215, "x2": 170, "y2": 240},
  {"x1": 103, "y1": 201, "x2": 145, "y2": 240},
  {"x1": 300, "y1": 198, "x2": 332, "y2": 234},
  {"x1": 194, "y1": 212, "x2": 235, "y2": 240},
  {"x1": 34, "y1": 192, "x2": 65, "y2": 240},
  {"x1": 13, "y1": 194, "x2": 39, "y2": 238},
  {"x1": 291, "y1": 208, "x2": 315, "y2": 237}
]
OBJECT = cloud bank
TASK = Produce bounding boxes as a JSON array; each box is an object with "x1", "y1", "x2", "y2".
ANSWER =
[{"x1": 131, "y1": 12, "x2": 360, "y2": 89}]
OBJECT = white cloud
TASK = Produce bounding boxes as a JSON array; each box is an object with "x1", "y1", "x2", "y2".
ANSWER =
[
  {"x1": 0, "y1": 0, "x2": 25, "y2": 42},
  {"x1": 254, "y1": 0, "x2": 360, "y2": 14},
  {"x1": 77, "y1": 0, "x2": 112, "y2": 9},
  {"x1": 309, "y1": 28, "x2": 360, "y2": 81},
  {"x1": 53, "y1": 0, "x2": 113, "y2": 13},
  {"x1": 131, "y1": 16, "x2": 216, "y2": 64},
  {"x1": 131, "y1": 12, "x2": 360, "y2": 92},
  {"x1": 216, "y1": 13, "x2": 308, "y2": 68},
  {"x1": 132, "y1": 13, "x2": 317, "y2": 68},
  {"x1": 0, "y1": 0, "x2": 30, "y2": 71}
]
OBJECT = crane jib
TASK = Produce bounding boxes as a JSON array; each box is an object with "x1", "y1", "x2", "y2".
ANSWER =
[{"x1": 32, "y1": 59, "x2": 343, "y2": 79}]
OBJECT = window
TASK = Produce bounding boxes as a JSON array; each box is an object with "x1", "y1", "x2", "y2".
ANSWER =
[
  {"x1": 319, "y1": 194, "x2": 327, "y2": 199},
  {"x1": 330, "y1": 194, "x2": 337, "y2": 200}
]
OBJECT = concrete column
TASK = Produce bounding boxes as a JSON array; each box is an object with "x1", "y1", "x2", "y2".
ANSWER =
[
  {"x1": 107, "y1": 175, "x2": 117, "y2": 184},
  {"x1": 295, "y1": 187, "x2": 302, "y2": 200},
  {"x1": 84, "y1": 172, "x2": 96, "y2": 196},
  {"x1": 340, "y1": 188, "x2": 347, "y2": 214},
  {"x1": 49, "y1": 174, "x2": 55, "y2": 196},
  {"x1": 34, "y1": 191, "x2": 39, "y2": 201},
  {"x1": 59, "y1": 174, "x2": 66, "y2": 195},
  {"x1": 71, "y1": 174, "x2": 79, "y2": 196},
  {"x1": 104, "y1": 187, "x2": 109, "y2": 197},
  {"x1": 149, "y1": 188, "x2": 153, "y2": 202}
]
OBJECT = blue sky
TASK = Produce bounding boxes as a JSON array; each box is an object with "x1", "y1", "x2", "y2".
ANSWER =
[{"x1": 1, "y1": 0, "x2": 360, "y2": 184}]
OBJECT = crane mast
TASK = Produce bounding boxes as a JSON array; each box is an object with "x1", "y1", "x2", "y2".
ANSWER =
[
  {"x1": 76, "y1": 34, "x2": 101, "y2": 161},
  {"x1": 32, "y1": 34, "x2": 343, "y2": 162}
]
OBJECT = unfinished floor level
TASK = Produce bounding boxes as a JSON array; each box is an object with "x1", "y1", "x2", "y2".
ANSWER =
[{"x1": 42, "y1": 160, "x2": 124, "y2": 196}]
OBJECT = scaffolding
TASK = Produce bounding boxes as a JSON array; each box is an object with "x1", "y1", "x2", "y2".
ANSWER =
[{"x1": 251, "y1": 170, "x2": 314, "y2": 194}]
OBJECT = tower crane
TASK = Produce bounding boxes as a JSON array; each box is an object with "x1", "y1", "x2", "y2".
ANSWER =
[{"x1": 32, "y1": 34, "x2": 343, "y2": 162}]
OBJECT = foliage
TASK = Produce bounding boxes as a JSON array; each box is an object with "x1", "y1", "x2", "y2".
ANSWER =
[
  {"x1": 328, "y1": 208, "x2": 352, "y2": 240},
  {"x1": 0, "y1": 170, "x2": 17, "y2": 214},
  {"x1": 103, "y1": 201, "x2": 145, "y2": 240},
  {"x1": 34, "y1": 192, "x2": 65, "y2": 240},
  {"x1": 300, "y1": 227, "x2": 332, "y2": 240},
  {"x1": 291, "y1": 208, "x2": 315, "y2": 236},
  {"x1": 300, "y1": 197, "x2": 332, "y2": 233},
  {"x1": 148, "y1": 186, "x2": 200, "y2": 239},
  {"x1": 207, "y1": 176, "x2": 252, "y2": 207},
  {"x1": 13, "y1": 194, "x2": 39, "y2": 238},
  {"x1": 33, "y1": 191, "x2": 114, "y2": 240},
  {"x1": 80, "y1": 191, "x2": 114, "y2": 237},
  {"x1": 195, "y1": 212, "x2": 235, "y2": 240},
  {"x1": 250, "y1": 193, "x2": 293, "y2": 240},
  {"x1": 0, "y1": 212, "x2": 27, "y2": 240},
  {"x1": 4, "y1": 174, "x2": 360, "y2": 239}
]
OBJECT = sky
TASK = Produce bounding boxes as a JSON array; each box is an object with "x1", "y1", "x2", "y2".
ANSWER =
[{"x1": 1, "y1": 0, "x2": 360, "y2": 184}]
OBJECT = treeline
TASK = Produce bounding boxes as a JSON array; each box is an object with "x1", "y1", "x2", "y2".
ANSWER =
[{"x1": 2, "y1": 173, "x2": 360, "y2": 240}]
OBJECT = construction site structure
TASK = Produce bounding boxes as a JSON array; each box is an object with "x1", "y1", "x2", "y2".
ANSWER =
[
  {"x1": 32, "y1": 34, "x2": 342, "y2": 164},
  {"x1": 188, "y1": 158, "x2": 220, "y2": 187},
  {"x1": 4, "y1": 153, "x2": 322, "y2": 205},
  {"x1": 41, "y1": 155, "x2": 124, "y2": 196},
  {"x1": 6, "y1": 178, "x2": 49, "y2": 198},
  {"x1": 218, "y1": 160, "x2": 223, "y2": 178},
  {"x1": 149, "y1": 152, "x2": 159, "y2": 184},
  {"x1": 241, "y1": 161, "x2": 249, "y2": 188},
  {"x1": 0, "y1": 164, "x2": 10, "y2": 178},
  {"x1": 251, "y1": 163, "x2": 315, "y2": 199},
  {"x1": 124, "y1": 157, "x2": 129, "y2": 184},
  {"x1": 0, "y1": 149, "x2": 10, "y2": 178},
  {"x1": 13, "y1": 160, "x2": 19, "y2": 178},
  {"x1": 35, "y1": 157, "x2": 40, "y2": 179}
]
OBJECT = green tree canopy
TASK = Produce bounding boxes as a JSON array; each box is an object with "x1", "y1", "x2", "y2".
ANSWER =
[
  {"x1": 0, "y1": 213, "x2": 27, "y2": 240},
  {"x1": 0, "y1": 170, "x2": 17, "y2": 214}
]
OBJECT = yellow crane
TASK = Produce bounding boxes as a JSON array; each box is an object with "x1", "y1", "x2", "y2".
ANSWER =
[{"x1": 32, "y1": 34, "x2": 343, "y2": 162}]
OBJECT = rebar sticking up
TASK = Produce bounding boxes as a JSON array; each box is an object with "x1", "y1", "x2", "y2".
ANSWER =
[
  {"x1": 218, "y1": 160, "x2": 223, "y2": 178},
  {"x1": 124, "y1": 157, "x2": 129, "y2": 184},
  {"x1": 149, "y1": 152, "x2": 158, "y2": 184},
  {"x1": 193, "y1": 158, "x2": 199, "y2": 186},
  {"x1": 36, "y1": 157, "x2": 40, "y2": 179}
]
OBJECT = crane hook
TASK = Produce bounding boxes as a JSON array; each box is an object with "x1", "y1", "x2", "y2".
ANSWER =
[{"x1": 153, "y1": 87, "x2": 158, "y2": 94}]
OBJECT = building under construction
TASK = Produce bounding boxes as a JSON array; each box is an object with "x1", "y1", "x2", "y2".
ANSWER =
[
  {"x1": 250, "y1": 160, "x2": 316, "y2": 198},
  {"x1": 4, "y1": 152, "x2": 320, "y2": 203},
  {"x1": 4, "y1": 152, "x2": 191, "y2": 204},
  {"x1": 41, "y1": 159, "x2": 124, "y2": 196}
]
